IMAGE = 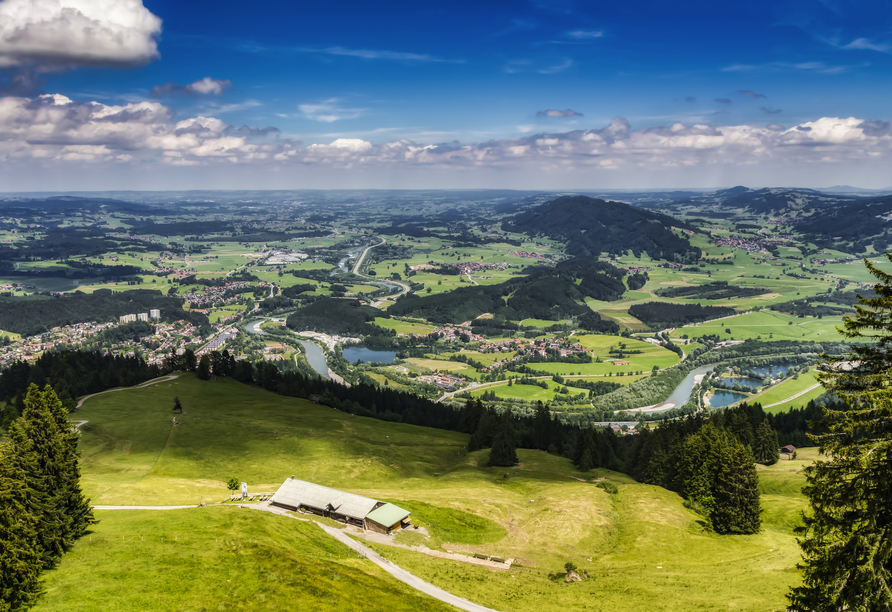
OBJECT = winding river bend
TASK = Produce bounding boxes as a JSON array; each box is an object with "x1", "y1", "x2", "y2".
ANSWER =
[{"x1": 244, "y1": 318, "x2": 330, "y2": 380}]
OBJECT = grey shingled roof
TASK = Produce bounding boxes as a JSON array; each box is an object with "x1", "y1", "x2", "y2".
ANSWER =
[{"x1": 271, "y1": 479, "x2": 379, "y2": 520}]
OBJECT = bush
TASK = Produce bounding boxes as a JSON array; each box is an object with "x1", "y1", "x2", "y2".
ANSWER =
[{"x1": 596, "y1": 480, "x2": 618, "y2": 495}]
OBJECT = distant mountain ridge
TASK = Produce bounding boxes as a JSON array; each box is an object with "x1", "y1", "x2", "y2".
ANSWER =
[{"x1": 503, "y1": 195, "x2": 701, "y2": 262}]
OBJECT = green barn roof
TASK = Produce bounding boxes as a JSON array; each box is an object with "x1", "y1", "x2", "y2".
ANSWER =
[{"x1": 365, "y1": 503, "x2": 410, "y2": 528}]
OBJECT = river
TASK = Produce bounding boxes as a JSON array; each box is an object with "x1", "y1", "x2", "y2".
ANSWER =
[
  {"x1": 244, "y1": 318, "x2": 330, "y2": 380},
  {"x1": 630, "y1": 364, "x2": 717, "y2": 413}
]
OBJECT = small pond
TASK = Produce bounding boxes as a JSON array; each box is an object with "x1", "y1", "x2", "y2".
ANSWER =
[
  {"x1": 751, "y1": 362, "x2": 797, "y2": 378},
  {"x1": 343, "y1": 347, "x2": 397, "y2": 364},
  {"x1": 709, "y1": 389, "x2": 749, "y2": 408}
]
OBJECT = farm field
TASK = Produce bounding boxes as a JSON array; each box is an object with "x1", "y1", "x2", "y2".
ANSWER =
[
  {"x1": 529, "y1": 334, "x2": 680, "y2": 376},
  {"x1": 670, "y1": 311, "x2": 845, "y2": 342},
  {"x1": 373, "y1": 317, "x2": 436, "y2": 335},
  {"x1": 403, "y1": 357, "x2": 474, "y2": 373},
  {"x1": 469, "y1": 373, "x2": 648, "y2": 403},
  {"x1": 61, "y1": 374, "x2": 809, "y2": 612}
]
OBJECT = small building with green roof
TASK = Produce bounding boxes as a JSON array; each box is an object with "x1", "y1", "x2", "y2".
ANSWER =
[{"x1": 365, "y1": 503, "x2": 412, "y2": 534}]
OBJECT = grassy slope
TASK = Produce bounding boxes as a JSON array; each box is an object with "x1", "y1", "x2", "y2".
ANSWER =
[
  {"x1": 35, "y1": 508, "x2": 456, "y2": 612},
  {"x1": 62, "y1": 374, "x2": 806, "y2": 611}
]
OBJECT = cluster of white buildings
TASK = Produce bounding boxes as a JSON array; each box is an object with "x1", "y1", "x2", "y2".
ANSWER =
[{"x1": 119, "y1": 309, "x2": 161, "y2": 324}]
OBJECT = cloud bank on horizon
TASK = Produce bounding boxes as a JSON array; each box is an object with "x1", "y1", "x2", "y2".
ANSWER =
[{"x1": 0, "y1": 0, "x2": 890, "y2": 188}]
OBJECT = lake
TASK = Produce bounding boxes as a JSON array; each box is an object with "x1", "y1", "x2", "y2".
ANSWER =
[
  {"x1": 709, "y1": 389, "x2": 748, "y2": 408},
  {"x1": 343, "y1": 347, "x2": 397, "y2": 364},
  {"x1": 751, "y1": 362, "x2": 797, "y2": 378},
  {"x1": 717, "y1": 376, "x2": 762, "y2": 392}
]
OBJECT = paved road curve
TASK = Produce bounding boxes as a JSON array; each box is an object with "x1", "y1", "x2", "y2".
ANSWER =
[{"x1": 318, "y1": 522, "x2": 503, "y2": 612}]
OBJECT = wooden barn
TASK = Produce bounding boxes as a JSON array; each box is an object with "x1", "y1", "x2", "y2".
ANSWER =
[{"x1": 270, "y1": 478, "x2": 410, "y2": 533}]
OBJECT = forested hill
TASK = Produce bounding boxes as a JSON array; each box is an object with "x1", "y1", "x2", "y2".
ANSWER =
[
  {"x1": 0, "y1": 289, "x2": 207, "y2": 336},
  {"x1": 503, "y1": 195, "x2": 701, "y2": 262},
  {"x1": 388, "y1": 258, "x2": 623, "y2": 330}
]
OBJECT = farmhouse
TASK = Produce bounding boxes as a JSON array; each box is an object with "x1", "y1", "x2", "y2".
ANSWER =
[{"x1": 270, "y1": 478, "x2": 411, "y2": 534}]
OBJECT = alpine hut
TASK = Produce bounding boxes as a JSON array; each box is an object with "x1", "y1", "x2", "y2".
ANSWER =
[{"x1": 270, "y1": 478, "x2": 411, "y2": 533}]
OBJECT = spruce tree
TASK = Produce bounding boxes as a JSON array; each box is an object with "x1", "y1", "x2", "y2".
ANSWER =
[
  {"x1": 5, "y1": 385, "x2": 95, "y2": 569},
  {"x1": 196, "y1": 355, "x2": 211, "y2": 380},
  {"x1": 0, "y1": 443, "x2": 43, "y2": 610},
  {"x1": 752, "y1": 419, "x2": 780, "y2": 465},
  {"x1": 488, "y1": 409, "x2": 518, "y2": 467},
  {"x1": 789, "y1": 253, "x2": 892, "y2": 611},
  {"x1": 710, "y1": 441, "x2": 761, "y2": 535}
]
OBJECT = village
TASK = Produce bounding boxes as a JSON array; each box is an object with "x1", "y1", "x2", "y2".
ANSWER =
[{"x1": 0, "y1": 317, "x2": 224, "y2": 367}]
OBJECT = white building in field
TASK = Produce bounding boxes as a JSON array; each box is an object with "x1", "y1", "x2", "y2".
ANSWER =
[
  {"x1": 270, "y1": 478, "x2": 411, "y2": 534},
  {"x1": 150, "y1": 309, "x2": 161, "y2": 319}
]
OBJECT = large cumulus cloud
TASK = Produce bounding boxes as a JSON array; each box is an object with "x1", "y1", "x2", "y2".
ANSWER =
[
  {"x1": 0, "y1": 0, "x2": 162, "y2": 69},
  {"x1": 1, "y1": 92, "x2": 891, "y2": 177},
  {"x1": 0, "y1": 94, "x2": 278, "y2": 165}
]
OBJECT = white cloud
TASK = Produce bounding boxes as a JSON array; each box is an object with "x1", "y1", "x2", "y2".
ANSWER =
[
  {"x1": 566, "y1": 30, "x2": 604, "y2": 39},
  {"x1": 187, "y1": 77, "x2": 231, "y2": 95},
  {"x1": 842, "y1": 37, "x2": 890, "y2": 53},
  {"x1": 0, "y1": 0, "x2": 162, "y2": 69},
  {"x1": 302, "y1": 46, "x2": 455, "y2": 63},
  {"x1": 152, "y1": 77, "x2": 233, "y2": 98},
  {"x1": 537, "y1": 109, "x2": 583, "y2": 117},
  {"x1": 299, "y1": 99, "x2": 365, "y2": 123},
  {"x1": 0, "y1": 93, "x2": 276, "y2": 164},
  {"x1": 2, "y1": 92, "x2": 891, "y2": 183}
]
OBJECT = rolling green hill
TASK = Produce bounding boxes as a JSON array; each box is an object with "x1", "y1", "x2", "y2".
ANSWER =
[
  {"x1": 504, "y1": 195, "x2": 701, "y2": 261},
  {"x1": 45, "y1": 374, "x2": 809, "y2": 611}
]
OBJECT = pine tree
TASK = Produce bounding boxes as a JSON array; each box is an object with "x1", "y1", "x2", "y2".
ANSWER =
[
  {"x1": 789, "y1": 253, "x2": 892, "y2": 611},
  {"x1": 173, "y1": 397, "x2": 183, "y2": 413},
  {"x1": 710, "y1": 440, "x2": 761, "y2": 535},
  {"x1": 488, "y1": 409, "x2": 518, "y2": 467},
  {"x1": 752, "y1": 419, "x2": 780, "y2": 465},
  {"x1": 196, "y1": 355, "x2": 211, "y2": 380},
  {"x1": 0, "y1": 443, "x2": 43, "y2": 610},
  {"x1": 4, "y1": 385, "x2": 95, "y2": 570}
]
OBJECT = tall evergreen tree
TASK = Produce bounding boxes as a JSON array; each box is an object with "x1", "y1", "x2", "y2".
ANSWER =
[
  {"x1": 4, "y1": 385, "x2": 94, "y2": 569},
  {"x1": 196, "y1": 355, "x2": 211, "y2": 380},
  {"x1": 0, "y1": 443, "x2": 43, "y2": 610},
  {"x1": 752, "y1": 419, "x2": 780, "y2": 465},
  {"x1": 710, "y1": 441, "x2": 761, "y2": 535},
  {"x1": 488, "y1": 409, "x2": 518, "y2": 467},
  {"x1": 789, "y1": 253, "x2": 892, "y2": 611}
]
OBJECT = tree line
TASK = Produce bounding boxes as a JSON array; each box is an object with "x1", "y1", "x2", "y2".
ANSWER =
[
  {"x1": 627, "y1": 402, "x2": 776, "y2": 534},
  {"x1": 0, "y1": 351, "x2": 161, "y2": 429}
]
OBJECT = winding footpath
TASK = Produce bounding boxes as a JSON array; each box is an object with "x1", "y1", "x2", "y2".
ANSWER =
[
  {"x1": 317, "y1": 522, "x2": 502, "y2": 612},
  {"x1": 75, "y1": 374, "x2": 180, "y2": 409},
  {"x1": 93, "y1": 498, "x2": 503, "y2": 611}
]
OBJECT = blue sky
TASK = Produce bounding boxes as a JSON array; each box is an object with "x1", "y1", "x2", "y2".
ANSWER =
[{"x1": 0, "y1": 0, "x2": 890, "y2": 190}]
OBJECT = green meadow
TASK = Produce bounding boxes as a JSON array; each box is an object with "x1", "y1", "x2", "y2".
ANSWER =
[
  {"x1": 51, "y1": 374, "x2": 811, "y2": 611},
  {"x1": 34, "y1": 508, "x2": 455, "y2": 612},
  {"x1": 670, "y1": 310, "x2": 844, "y2": 342}
]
